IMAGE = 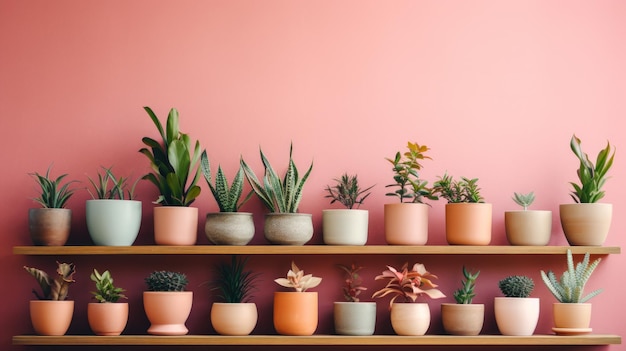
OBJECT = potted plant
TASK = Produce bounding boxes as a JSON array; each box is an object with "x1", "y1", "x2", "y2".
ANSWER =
[
  {"x1": 273, "y1": 261, "x2": 322, "y2": 335},
  {"x1": 143, "y1": 270, "x2": 192, "y2": 335},
  {"x1": 333, "y1": 263, "x2": 376, "y2": 335},
  {"x1": 432, "y1": 173, "x2": 491, "y2": 245},
  {"x1": 540, "y1": 249, "x2": 602, "y2": 334},
  {"x1": 441, "y1": 266, "x2": 483, "y2": 336},
  {"x1": 494, "y1": 275, "x2": 539, "y2": 336},
  {"x1": 85, "y1": 166, "x2": 142, "y2": 246},
  {"x1": 504, "y1": 192, "x2": 552, "y2": 246},
  {"x1": 560, "y1": 134, "x2": 615, "y2": 245},
  {"x1": 87, "y1": 269, "x2": 128, "y2": 336},
  {"x1": 208, "y1": 255, "x2": 260, "y2": 335},
  {"x1": 322, "y1": 173, "x2": 374, "y2": 245},
  {"x1": 240, "y1": 143, "x2": 314, "y2": 245},
  {"x1": 23, "y1": 261, "x2": 76, "y2": 335},
  {"x1": 201, "y1": 151, "x2": 255, "y2": 245},
  {"x1": 384, "y1": 141, "x2": 438, "y2": 245},
  {"x1": 139, "y1": 106, "x2": 202, "y2": 245},
  {"x1": 372, "y1": 262, "x2": 445, "y2": 335},
  {"x1": 28, "y1": 165, "x2": 77, "y2": 246}
]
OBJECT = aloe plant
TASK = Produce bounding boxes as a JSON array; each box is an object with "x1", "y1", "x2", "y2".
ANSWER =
[
  {"x1": 433, "y1": 173, "x2": 484, "y2": 203},
  {"x1": 24, "y1": 261, "x2": 76, "y2": 300},
  {"x1": 139, "y1": 107, "x2": 202, "y2": 206},
  {"x1": 90, "y1": 269, "x2": 127, "y2": 303},
  {"x1": 512, "y1": 192, "x2": 535, "y2": 210},
  {"x1": 453, "y1": 266, "x2": 480, "y2": 304},
  {"x1": 87, "y1": 166, "x2": 139, "y2": 200},
  {"x1": 240, "y1": 143, "x2": 313, "y2": 213},
  {"x1": 29, "y1": 165, "x2": 77, "y2": 208},
  {"x1": 540, "y1": 249, "x2": 602, "y2": 303},
  {"x1": 569, "y1": 134, "x2": 615, "y2": 203},
  {"x1": 325, "y1": 173, "x2": 374, "y2": 209},
  {"x1": 210, "y1": 255, "x2": 260, "y2": 303},
  {"x1": 385, "y1": 142, "x2": 437, "y2": 203},
  {"x1": 201, "y1": 151, "x2": 252, "y2": 212}
]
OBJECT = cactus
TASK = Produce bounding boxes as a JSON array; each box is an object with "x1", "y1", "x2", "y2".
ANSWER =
[
  {"x1": 24, "y1": 261, "x2": 76, "y2": 300},
  {"x1": 453, "y1": 266, "x2": 480, "y2": 304},
  {"x1": 540, "y1": 249, "x2": 603, "y2": 303},
  {"x1": 499, "y1": 275, "x2": 534, "y2": 298},
  {"x1": 145, "y1": 271, "x2": 189, "y2": 292}
]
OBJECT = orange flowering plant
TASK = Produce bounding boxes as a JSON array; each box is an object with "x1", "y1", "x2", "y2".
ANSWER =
[{"x1": 372, "y1": 262, "x2": 445, "y2": 309}]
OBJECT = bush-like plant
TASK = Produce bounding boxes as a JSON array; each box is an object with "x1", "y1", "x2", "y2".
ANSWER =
[
  {"x1": 325, "y1": 173, "x2": 374, "y2": 209},
  {"x1": 275, "y1": 261, "x2": 322, "y2": 292},
  {"x1": 433, "y1": 173, "x2": 484, "y2": 203},
  {"x1": 453, "y1": 266, "x2": 480, "y2": 304},
  {"x1": 201, "y1": 151, "x2": 252, "y2": 212},
  {"x1": 87, "y1": 166, "x2": 139, "y2": 200},
  {"x1": 139, "y1": 107, "x2": 202, "y2": 207},
  {"x1": 145, "y1": 271, "x2": 189, "y2": 292},
  {"x1": 90, "y1": 269, "x2": 127, "y2": 303},
  {"x1": 512, "y1": 192, "x2": 535, "y2": 210},
  {"x1": 240, "y1": 143, "x2": 313, "y2": 213},
  {"x1": 210, "y1": 256, "x2": 260, "y2": 303},
  {"x1": 385, "y1": 142, "x2": 437, "y2": 203},
  {"x1": 372, "y1": 262, "x2": 445, "y2": 309},
  {"x1": 569, "y1": 134, "x2": 615, "y2": 203},
  {"x1": 29, "y1": 165, "x2": 77, "y2": 208},
  {"x1": 24, "y1": 261, "x2": 76, "y2": 300},
  {"x1": 498, "y1": 275, "x2": 534, "y2": 298},
  {"x1": 337, "y1": 263, "x2": 367, "y2": 302},
  {"x1": 540, "y1": 249, "x2": 602, "y2": 303}
]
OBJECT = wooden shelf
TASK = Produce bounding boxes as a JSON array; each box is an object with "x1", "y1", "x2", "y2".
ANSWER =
[
  {"x1": 12, "y1": 245, "x2": 620, "y2": 256},
  {"x1": 11, "y1": 334, "x2": 622, "y2": 346}
]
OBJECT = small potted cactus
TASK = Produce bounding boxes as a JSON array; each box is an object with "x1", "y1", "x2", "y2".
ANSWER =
[
  {"x1": 494, "y1": 275, "x2": 539, "y2": 336},
  {"x1": 504, "y1": 192, "x2": 552, "y2": 246},
  {"x1": 87, "y1": 269, "x2": 128, "y2": 336},
  {"x1": 143, "y1": 270, "x2": 192, "y2": 335},
  {"x1": 441, "y1": 266, "x2": 484, "y2": 336},
  {"x1": 333, "y1": 263, "x2": 376, "y2": 335}
]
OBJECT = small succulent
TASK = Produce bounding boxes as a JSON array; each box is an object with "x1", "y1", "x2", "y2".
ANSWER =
[
  {"x1": 569, "y1": 134, "x2": 615, "y2": 204},
  {"x1": 499, "y1": 275, "x2": 534, "y2": 298},
  {"x1": 453, "y1": 266, "x2": 480, "y2": 304},
  {"x1": 432, "y1": 173, "x2": 484, "y2": 203},
  {"x1": 29, "y1": 165, "x2": 77, "y2": 209},
  {"x1": 385, "y1": 141, "x2": 437, "y2": 204},
  {"x1": 201, "y1": 151, "x2": 252, "y2": 212},
  {"x1": 325, "y1": 173, "x2": 374, "y2": 209},
  {"x1": 24, "y1": 261, "x2": 76, "y2": 300},
  {"x1": 90, "y1": 269, "x2": 127, "y2": 303},
  {"x1": 337, "y1": 263, "x2": 367, "y2": 302},
  {"x1": 210, "y1": 255, "x2": 260, "y2": 303},
  {"x1": 372, "y1": 262, "x2": 445, "y2": 309},
  {"x1": 540, "y1": 249, "x2": 602, "y2": 303},
  {"x1": 145, "y1": 271, "x2": 189, "y2": 292},
  {"x1": 274, "y1": 261, "x2": 322, "y2": 292},
  {"x1": 512, "y1": 192, "x2": 535, "y2": 210},
  {"x1": 87, "y1": 166, "x2": 139, "y2": 200}
]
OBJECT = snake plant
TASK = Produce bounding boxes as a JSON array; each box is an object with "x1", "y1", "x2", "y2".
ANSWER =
[{"x1": 201, "y1": 151, "x2": 252, "y2": 212}]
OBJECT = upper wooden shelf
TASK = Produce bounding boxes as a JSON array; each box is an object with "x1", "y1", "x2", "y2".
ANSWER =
[{"x1": 12, "y1": 245, "x2": 620, "y2": 255}]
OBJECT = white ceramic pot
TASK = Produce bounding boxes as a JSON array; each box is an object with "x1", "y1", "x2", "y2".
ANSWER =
[
  {"x1": 333, "y1": 301, "x2": 376, "y2": 335},
  {"x1": 322, "y1": 209, "x2": 368, "y2": 245},
  {"x1": 494, "y1": 297, "x2": 540, "y2": 336},
  {"x1": 86, "y1": 199, "x2": 142, "y2": 246}
]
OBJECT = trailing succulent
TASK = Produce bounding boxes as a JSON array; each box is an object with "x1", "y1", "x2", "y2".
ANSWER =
[
  {"x1": 498, "y1": 275, "x2": 534, "y2": 298},
  {"x1": 201, "y1": 151, "x2": 252, "y2": 212},
  {"x1": 90, "y1": 269, "x2": 127, "y2": 303},
  {"x1": 453, "y1": 266, "x2": 480, "y2": 304},
  {"x1": 24, "y1": 261, "x2": 76, "y2": 300},
  {"x1": 569, "y1": 134, "x2": 615, "y2": 204},
  {"x1": 325, "y1": 173, "x2": 374, "y2": 210},
  {"x1": 210, "y1": 255, "x2": 260, "y2": 303},
  {"x1": 433, "y1": 173, "x2": 484, "y2": 203},
  {"x1": 385, "y1": 141, "x2": 437, "y2": 204},
  {"x1": 540, "y1": 249, "x2": 602, "y2": 303},
  {"x1": 29, "y1": 165, "x2": 77, "y2": 209},
  {"x1": 145, "y1": 271, "x2": 189, "y2": 292}
]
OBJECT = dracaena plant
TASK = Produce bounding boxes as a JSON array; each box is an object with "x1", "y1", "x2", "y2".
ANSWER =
[
  {"x1": 453, "y1": 266, "x2": 480, "y2": 304},
  {"x1": 90, "y1": 269, "x2": 127, "y2": 303},
  {"x1": 337, "y1": 263, "x2": 367, "y2": 302},
  {"x1": 87, "y1": 166, "x2": 139, "y2": 200},
  {"x1": 540, "y1": 249, "x2": 602, "y2": 303},
  {"x1": 274, "y1": 261, "x2": 322, "y2": 292},
  {"x1": 210, "y1": 255, "x2": 260, "y2": 303},
  {"x1": 201, "y1": 151, "x2": 252, "y2": 212},
  {"x1": 432, "y1": 173, "x2": 484, "y2": 203},
  {"x1": 512, "y1": 192, "x2": 535, "y2": 210},
  {"x1": 385, "y1": 142, "x2": 437, "y2": 203},
  {"x1": 325, "y1": 173, "x2": 374, "y2": 209},
  {"x1": 372, "y1": 262, "x2": 445, "y2": 309},
  {"x1": 24, "y1": 261, "x2": 76, "y2": 300},
  {"x1": 29, "y1": 165, "x2": 77, "y2": 209},
  {"x1": 569, "y1": 134, "x2": 615, "y2": 203},
  {"x1": 139, "y1": 107, "x2": 202, "y2": 207}
]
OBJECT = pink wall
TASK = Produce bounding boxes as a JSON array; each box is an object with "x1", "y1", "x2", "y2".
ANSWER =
[{"x1": 1, "y1": 1, "x2": 625, "y2": 350}]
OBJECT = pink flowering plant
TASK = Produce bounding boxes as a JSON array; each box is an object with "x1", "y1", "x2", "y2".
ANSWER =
[
  {"x1": 372, "y1": 262, "x2": 445, "y2": 309},
  {"x1": 275, "y1": 261, "x2": 322, "y2": 292}
]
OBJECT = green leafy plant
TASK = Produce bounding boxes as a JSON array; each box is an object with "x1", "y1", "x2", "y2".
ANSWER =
[
  {"x1": 540, "y1": 249, "x2": 602, "y2": 303},
  {"x1": 145, "y1": 271, "x2": 189, "y2": 292},
  {"x1": 240, "y1": 143, "x2": 313, "y2": 213},
  {"x1": 87, "y1": 166, "x2": 139, "y2": 200},
  {"x1": 569, "y1": 134, "x2": 615, "y2": 203},
  {"x1": 90, "y1": 269, "x2": 127, "y2": 303},
  {"x1": 23, "y1": 261, "x2": 76, "y2": 300},
  {"x1": 275, "y1": 261, "x2": 322, "y2": 292},
  {"x1": 325, "y1": 173, "x2": 374, "y2": 209},
  {"x1": 433, "y1": 173, "x2": 484, "y2": 203},
  {"x1": 210, "y1": 255, "x2": 260, "y2": 303},
  {"x1": 498, "y1": 275, "x2": 534, "y2": 298},
  {"x1": 385, "y1": 141, "x2": 437, "y2": 203},
  {"x1": 512, "y1": 192, "x2": 535, "y2": 210},
  {"x1": 29, "y1": 165, "x2": 77, "y2": 208},
  {"x1": 372, "y1": 262, "x2": 445, "y2": 309},
  {"x1": 453, "y1": 266, "x2": 480, "y2": 304},
  {"x1": 201, "y1": 151, "x2": 252, "y2": 212},
  {"x1": 337, "y1": 263, "x2": 367, "y2": 302},
  {"x1": 139, "y1": 107, "x2": 202, "y2": 206}
]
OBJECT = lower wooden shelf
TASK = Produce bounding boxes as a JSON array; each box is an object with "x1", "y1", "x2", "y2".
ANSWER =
[{"x1": 12, "y1": 334, "x2": 622, "y2": 346}]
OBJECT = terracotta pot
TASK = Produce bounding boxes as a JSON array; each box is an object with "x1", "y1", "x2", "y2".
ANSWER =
[
  {"x1": 143, "y1": 291, "x2": 193, "y2": 335},
  {"x1": 322, "y1": 209, "x2": 369, "y2": 245},
  {"x1": 29, "y1": 300, "x2": 74, "y2": 336},
  {"x1": 384, "y1": 203, "x2": 429, "y2": 245},
  {"x1": 494, "y1": 297, "x2": 540, "y2": 336},
  {"x1": 559, "y1": 203, "x2": 612, "y2": 246},
  {"x1": 445, "y1": 203, "x2": 492, "y2": 245},
  {"x1": 28, "y1": 208, "x2": 71, "y2": 246},
  {"x1": 333, "y1": 301, "x2": 376, "y2": 335},
  {"x1": 211, "y1": 302, "x2": 258, "y2": 335},
  {"x1": 441, "y1": 303, "x2": 484, "y2": 336},
  {"x1": 505, "y1": 210, "x2": 552, "y2": 246},
  {"x1": 86, "y1": 200, "x2": 142, "y2": 246},
  {"x1": 389, "y1": 302, "x2": 431, "y2": 336},
  {"x1": 273, "y1": 292, "x2": 318, "y2": 335},
  {"x1": 264, "y1": 213, "x2": 313, "y2": 245},
  {"x1": 87, "y1": 302, "x2": 129, "y2": 336},
  {"x1": 205, "y1": 212, "x2": 255, "y2": 245},
  {"x1": 553, "y1": 303, "x2": 592, "y2": 329},
  {"x1": 153, "y1": 206, "x2": 198, "y2": 245}
]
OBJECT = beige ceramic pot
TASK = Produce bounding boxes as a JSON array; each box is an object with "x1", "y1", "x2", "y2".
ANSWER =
[
  {"x1": 153, "y1": 206, "x2": 198, "y2": 245},
  {"x1": 28, "y1": 208, "x2": 72, "y2": 246},
  {"x1": 273, "y1": 292, "x2": 318, "y2": 335},
  {"x1": 552, "y1": 303, "x2": 592, "y2": 330},
  {"x1": 494, "y1": 297, "x2": 540, "y2": 336},
  {"x1": 205, "y1": 212, "x2": 255, "y2": 245},
  {"x1": 559, "y1": 203, "x2": 612, "y2": 246},
  {"x1": 333, "y1": 301, "x2": 376, "y2": 336},
  {"x1": 87, "y1": 302, "x2": 129, "y2": 336},
  {"x1": 441, "y1": 303, "x2": 484, "y2": 336},
  {"x1": 389, "y1": 302, "x2": 431, "y2": 336},
  {"x1": 210, "y1": 302, "x2": 258, "y2": 335},
  {"x1": 322, "y1": 209, "x2": 369, "y2": 245},
  {"x1": 29, "y1": 300, "x2": 74, "y2": 336},
  {"x1": 505, "y1": 210, "x2": 552, "y2": 246},
  {"x1": 143, "y1": 291, "x2": 193, "y2": 335},
  {"x1": 264, "y1": 213, "x2": 313, "y2": 245},
  {"x1": 384, "y1": 203, "x2": 429, "y2": 245},
  {"x1": 445, "y1": 203, "x2": 492, "y2": 245}
]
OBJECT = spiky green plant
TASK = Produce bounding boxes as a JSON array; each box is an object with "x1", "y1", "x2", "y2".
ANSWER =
[
  {"x1": 385, "y1": 141, "x2": 437, "y2": 203},
  {"x1": 90, "y1": 269, "x2": 127, "y2": 303},
  {"x1": 201, "y1": 151, "x2": 252, "y2": 212},
  {"x1": 240, "y1": 143, "x2": 313, "y2": 213},
  {"x1": 87, "y1": 166, "x2": 139, "y2": 200},
  {"x1": 499, "y1": 275, "x2": 534, "y2": 298},
  {"x1": 512, "y1": 192, "x2": 535, "y2": 210},
  {"x1": 325, "y1": 173, "x2": 374, "y2": 209},
  {"x1": 569, "y1": 134, "x2": 615, "y2": 203},
  {"x1": 453, "y1": 266, "x2": 480, "y2": 304},
  {"x1": 540, "y1": 249, "x2": 603, "y2": 303},
  {"x1": 145, "y1": 271, "x2": 189, "y2": 292},
  {"x1": 29, "y1": 165, "x2": 77, "y2": 208},
  {"x1": 210, "y1": 256, "x2": 260, "y2": 303},
  {"x1": 433, "y1": 173, "x2": 484, "y2": 203},
  {"x1": 24, "y1": 261, "x2": 76, "y2": 300},
  {"x1": 139, "y1": 107, "x2": 202, "y2": 207}
]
